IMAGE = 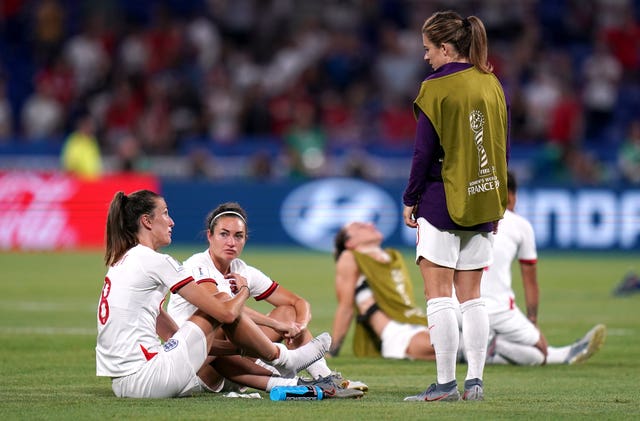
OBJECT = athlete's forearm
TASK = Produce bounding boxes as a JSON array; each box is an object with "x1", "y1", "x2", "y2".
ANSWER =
[
  {"x1": 242, "y1": 305, "x2": 279, "y2": 329},
  {"x1": 293, "y1": 298, "x2": 312, "y2": 328},
  {"x1": 156, "y1": 308, "x2": 179, "y2": 342},
  {"x1": 180, "y1": 282, "x2": 248, "y2": 324},
  {"x1": 329, "y1": 304, "x2": 353, "y2": 356},
  {"x1": 223, "y1": 286, "x2": 251, "y2": 320},
  {"x1": 520, "y1": 262, "x2": 539, "y2": 324}
]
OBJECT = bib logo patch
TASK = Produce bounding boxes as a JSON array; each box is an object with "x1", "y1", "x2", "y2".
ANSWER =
[
  {"x1": 470, "y1": 109, "x2": 490, "y2": 177},
  {"x1": 467, "y1": 109, "x2": 498, "y2": 196}
]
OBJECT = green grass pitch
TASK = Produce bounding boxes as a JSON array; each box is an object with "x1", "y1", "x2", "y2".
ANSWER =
[{"x1": 1, "y1": 247, "x2": 639, "y2": 420}]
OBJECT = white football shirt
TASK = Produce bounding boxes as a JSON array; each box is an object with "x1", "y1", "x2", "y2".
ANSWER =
[
  {"x1": 166, "y1": 250, "x2": 279, "y2": 326},
  {"x1": 481, "y1": 209, "x2": 537, "y2": 314},
  {"x1": 96, "y1": 244, "x2": 193, "y2": 377}
]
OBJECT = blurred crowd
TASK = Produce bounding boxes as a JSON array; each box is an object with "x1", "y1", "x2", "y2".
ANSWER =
[{"x1": 0, "y1": 0, "x2": 639, "y2": 184}]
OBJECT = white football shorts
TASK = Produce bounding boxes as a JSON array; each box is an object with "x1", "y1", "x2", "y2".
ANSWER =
[
  {"x1": 415, "y1": 217, "x2": 493, "y2": 270},
  {"x1": 489, "y1": 307, "x2": 540, "y2": 345},
  {"x1": 380, "y1": 320, "x2": 428, "y2": 359},
  {"x1": 111, "y1": 321, "x2": 208, "y2": 398}
]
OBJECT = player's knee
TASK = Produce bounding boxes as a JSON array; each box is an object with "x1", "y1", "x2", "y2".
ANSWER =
[{"x1": 268, "y1": 305, "x2": 296, "y2": 322}]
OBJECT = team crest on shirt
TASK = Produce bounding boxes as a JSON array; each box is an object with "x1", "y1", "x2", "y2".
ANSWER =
[{"x1": 163, "y1": 338, "x2": 179, "y2": 352}]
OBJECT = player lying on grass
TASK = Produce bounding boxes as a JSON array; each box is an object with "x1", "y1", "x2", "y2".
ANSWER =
[
  {"x1": 482, "y1": 171, "x2": 606, "y2": 365},
  {"x1": 330, "y1": 215, "x2": 605, "y2": 365},
  {"x1": 96, "y1": 190, "x2": 333, "y2": 398},
  {"x1": 331, "y1": 221, "x2": 437, "y2": 361},
  {"x1": 166, "y1": 202, "x2": 365, "y2": 398}
]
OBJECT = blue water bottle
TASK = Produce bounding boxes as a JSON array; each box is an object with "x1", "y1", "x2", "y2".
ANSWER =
[{"x1": 270, "y1": 385, "x2": 324, "y2": 401}]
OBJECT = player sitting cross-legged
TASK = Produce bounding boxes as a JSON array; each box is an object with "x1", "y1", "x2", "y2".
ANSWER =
[{"x1": 167, "y1": 202, "x2": 365, "y2": 398}]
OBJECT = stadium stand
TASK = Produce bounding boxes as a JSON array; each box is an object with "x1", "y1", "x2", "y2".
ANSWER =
[{"x1": 0, "y1": 0, "x2": 639, "y2": 184}]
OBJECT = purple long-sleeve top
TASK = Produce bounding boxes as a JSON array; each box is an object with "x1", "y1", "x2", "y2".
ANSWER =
[{"x1": 402, "y1": 62, "x2": 511, "y2": 232}]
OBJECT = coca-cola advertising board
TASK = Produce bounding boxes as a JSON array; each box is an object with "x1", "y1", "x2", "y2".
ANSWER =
[{"x1": 0, "y1": 171, "x2": 159, "y2": 250}]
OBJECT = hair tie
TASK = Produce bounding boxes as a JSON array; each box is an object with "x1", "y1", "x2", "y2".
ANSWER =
[
  {"x1": 463, "y1": 18, "x2": 471, "y2": 28},
  {"x1": 120, "y1": 192, "x2": 129, "y2": 207}
]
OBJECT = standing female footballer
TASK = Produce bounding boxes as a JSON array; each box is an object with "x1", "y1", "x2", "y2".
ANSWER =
[{"x1": 402, "y1": 10, "x2": 509, "y2": 402}]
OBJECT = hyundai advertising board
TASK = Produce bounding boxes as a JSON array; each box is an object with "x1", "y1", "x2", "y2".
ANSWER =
[
  {"x1": 162, "y1": 178, "x2": 640, "y2": 252},
  {"x1": 2, "y1": 173, "x2": 638, "y2": 251}
]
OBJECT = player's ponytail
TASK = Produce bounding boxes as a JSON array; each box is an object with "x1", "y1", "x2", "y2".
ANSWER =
[
  {"x1": 422, "y1": 11, "x2": 493, "y2": 74},
  {"x1": 104, "y1": 190, "x2": 160, "y2": 266},
  {"x1": 467, "y1": 16, "x2": 492, "y2": 73}
]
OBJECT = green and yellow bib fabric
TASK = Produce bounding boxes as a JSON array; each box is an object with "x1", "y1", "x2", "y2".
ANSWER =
[
  {"x1": 414, "y1": 67, "x2": 508, "y2": 226},
  {"x1": 352, "y1": 249, "x2": 427, "y2": 357}
]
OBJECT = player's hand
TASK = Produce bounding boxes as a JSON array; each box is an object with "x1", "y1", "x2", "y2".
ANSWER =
[
  {"x1": 537, "y1": 330, "x2": 549, "y2": 357},
  {"x1": 403, "y1": 205, "x2": 418, "y2": 228},
  {"x1": 280, "y1": 322, "x2": 302, "y2": 344},
  {"x1": 227, "y1": 273, "x2": 248, "y2": 294}
]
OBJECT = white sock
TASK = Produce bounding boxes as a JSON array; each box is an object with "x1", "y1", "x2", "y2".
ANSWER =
[
  {"x1": 269, "y1": 343, "x2": 290, "y2": 366},
  {"x1": 460, "y1": 298, "x2": 489, "y2": 380},
  {"x1": 306, "y1": 358, "x2": 332, "y2": 379},
  {"x1": 427, "y1": 297, "x2": 460, "y2": 385},
  {"x1": 266, "y1": 375, "x2": 298, "y2": 391},
  {"x1": 196, "y1": 376, "x2": 218, "y2": 393},
  {"x1": 254, "y1": 359, "x2": 281, "y2": 375},
  {"x1": 493, "y1": 337, "x2": 545, "y2": 365},
  {"x1": 269, "y1": 333, "x2": 330, "y2": 377},
  {"x1": 546, "y1": 345, "x2": 571, "y2": 364},
  {"x1": 457, "y1": 329, "x2": 466, "y2": 362}
]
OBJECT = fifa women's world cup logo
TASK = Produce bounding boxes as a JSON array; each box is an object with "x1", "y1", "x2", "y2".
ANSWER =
[{"x1": 469, "y1": 110, "x2": 491, "y2": 177}]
